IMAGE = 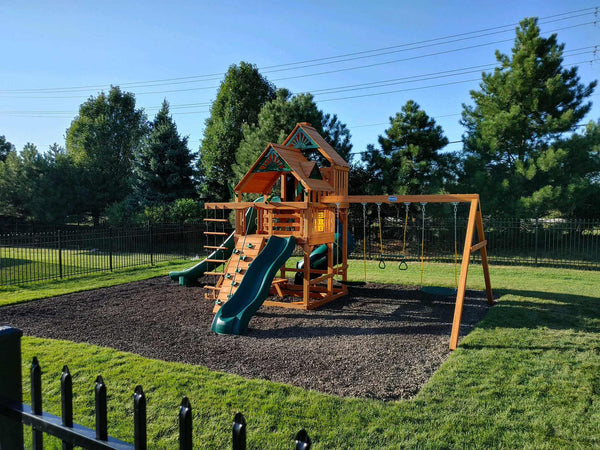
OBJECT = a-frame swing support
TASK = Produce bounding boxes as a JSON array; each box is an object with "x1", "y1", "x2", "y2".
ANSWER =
[{"x1": 321, "y1": 193, "x2": 494, "y2": 350}]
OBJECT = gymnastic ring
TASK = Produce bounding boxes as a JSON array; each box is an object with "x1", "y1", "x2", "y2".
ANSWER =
[
  {"x1": 378, "y1": 259, "x2": 386, "y2": 270},
  {"x1": 398, "y1": 260, "x2": 408, "y2": 271}
]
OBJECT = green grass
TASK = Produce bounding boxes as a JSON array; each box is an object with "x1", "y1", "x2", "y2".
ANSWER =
[
  {"x1": 10, "y1": 261, "x2": 600, "y2": 447},
  {"x1": 0, "y1": 260, "x2": 191, "y2": 306},
  {"x1": 1, "y1": 245, "x2": 190, "y2": 286}
]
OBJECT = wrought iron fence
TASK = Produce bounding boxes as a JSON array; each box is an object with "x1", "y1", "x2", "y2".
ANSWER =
[
  {"x1": 0, "y1": 213, "x2": 598, "y2": 287},
  {"x1": 0, "y1": 326, "x2": 311, "y2": 449},
  {"x1": 348, "y1": 203, "x2": 599, "y2": 270},
  {"x1": 0, "y1": 223, "x2": 209, "y2": 286}
]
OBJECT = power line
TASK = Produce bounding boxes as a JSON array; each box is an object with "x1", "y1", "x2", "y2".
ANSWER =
[
  {"x1": 0, "y1": 7, "x2": 596, "y2": 95},
  {"x1": 1, "y1": 56, "x2": 596, "y2": 118}
]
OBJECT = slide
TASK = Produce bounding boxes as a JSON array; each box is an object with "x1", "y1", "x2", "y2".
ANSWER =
[
  {"x1": 212, "y1": 236, "x2": 296, "y2": 335},
  {"x1": 169, "y1": 199, "x2": 261, "y2": 286},
  {"x1": 294, "y1": 222, "x2": 355, "y2": 284}
]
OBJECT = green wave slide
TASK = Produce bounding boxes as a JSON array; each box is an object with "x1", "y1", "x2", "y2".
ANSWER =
[
  {"x1": 169, "y1": 198, "x2": 263, "y2": 286},
  {"x1": 211, "y1": 235, "x2": 296, "y2": 335}
]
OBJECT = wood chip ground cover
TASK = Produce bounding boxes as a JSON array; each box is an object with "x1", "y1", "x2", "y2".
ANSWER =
[{"x1": 1, "y1": 277, "x2": 489, "y2": 400}]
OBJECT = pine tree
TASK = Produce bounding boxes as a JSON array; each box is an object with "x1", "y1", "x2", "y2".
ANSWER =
[
  {"x1": 362, "y1": 100, "x2": 452, "y2": 195},
  {"x1": 460, "y1": 17, "x2": 596, "y2": 216},
  {"x1": 133, "y1": 100, "x2": 196, "y2": 206}
]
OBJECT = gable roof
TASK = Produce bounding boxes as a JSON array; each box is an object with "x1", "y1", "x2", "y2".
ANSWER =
[
  {"x1": 235, "y1": 143, "x2": 333, "y2": 194},
  {"x1": 282, "y1": 122, "x2": 350, "y2": 168}
]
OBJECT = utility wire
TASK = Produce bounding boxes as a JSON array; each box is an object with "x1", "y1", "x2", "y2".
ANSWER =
[{"x1": 0, "y1": 7, "x2": 596, "y2": 94}]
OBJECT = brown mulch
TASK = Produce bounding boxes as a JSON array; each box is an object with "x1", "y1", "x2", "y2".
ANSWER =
[{"x1": 0, "y1": 277, "x2": 490, "y2": 400}]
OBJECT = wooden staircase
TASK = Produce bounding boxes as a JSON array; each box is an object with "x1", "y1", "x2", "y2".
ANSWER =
[{"x1": 205, "y1": 235, "x2": 267, "y2": 313}]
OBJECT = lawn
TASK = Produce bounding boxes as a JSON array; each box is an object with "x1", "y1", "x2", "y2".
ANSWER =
[
  {"x1": 0, "y1": 259, "x2": 191, "y2": 306},
  {"x1": 0, "y1": 245, "x2": 192, "y2": 286},
  {"x1": 6, "y1": 261, "x2": 600, "y2": 448}
]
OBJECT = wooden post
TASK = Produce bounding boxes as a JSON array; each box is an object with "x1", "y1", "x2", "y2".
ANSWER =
[
  {"x1": 327, "y1": 242, "x2": 333, "y2": 296},
  {"x1": 303, "y1": 243, "x2": 310, "y2": 308},
  {"x1": 475, "y1": 205, "x2": 494, "y2": 305},
  {"x1": 342, "y1": 208, "x2": 348, "y2": 283},
  {"x1": 449, "y1": 199, "x2": 478, "y2": 350}
]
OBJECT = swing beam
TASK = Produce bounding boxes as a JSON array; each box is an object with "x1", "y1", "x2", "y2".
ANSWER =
[{"x1": 322, "y1": 193, "x2": 494, "y2": 350}]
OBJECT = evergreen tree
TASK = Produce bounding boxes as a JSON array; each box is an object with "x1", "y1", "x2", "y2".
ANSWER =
[
  {"x1": 233, "y1": 89, "x2": 352, "y2": 181},
  {"x1": 66, "y1": 86, "x2": 148, "y2": 224},
  {"x1": 133, "y1": 100, "x2": 196, "y2": 206},
  {"x1": 0, "y1": 135, "x2": 15, "y2": 162},
  {"x1": 518, "y1": 119, "x2": 600, "y2": 218},
  {"x1": 460, "y1": 17, "x2": 597, "y2": 216},
  {"x1": 199, "y1": 62, "x2": 275, "y2": 201},
  {"x1": 362, "y1": 100, "x2": 452, "y2": 195}
]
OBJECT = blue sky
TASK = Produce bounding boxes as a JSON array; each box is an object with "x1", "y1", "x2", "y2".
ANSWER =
[{"x1": 1, "y1": 0, "x2": 598, "y2": 161}]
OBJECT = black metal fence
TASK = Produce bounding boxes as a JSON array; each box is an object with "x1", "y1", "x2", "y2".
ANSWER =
[
  {"x1": 348, "y1": 203, "x2": 600, "y2": 270},
  {"x1": 0, "y1": 224, "x2": 210, "y2": 286},
  {"x1": 1, "y1": 213, "x2": 598, "y2": 287},
  {"x1": 0, "y1": 327, "x2": 312, "y2": 449}
]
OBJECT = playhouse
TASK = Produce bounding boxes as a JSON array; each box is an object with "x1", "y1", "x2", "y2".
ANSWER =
[{"x1": 170, "y1": 122, "x2": 494, "y2": 349}]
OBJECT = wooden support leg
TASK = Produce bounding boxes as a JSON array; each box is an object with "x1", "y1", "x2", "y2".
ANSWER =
[
  {"x1": 327, "y1": 242, "x2": 333, "y2": 296},
  {"x1": 449, "y1": 199, "x2": 478, "y2": 350},
  {"x1": 475, "y1": 207, "x2": 494, "y2": 306},
  {"x1": 303, "y1": 244, "x2": 310, "y2": 308}
]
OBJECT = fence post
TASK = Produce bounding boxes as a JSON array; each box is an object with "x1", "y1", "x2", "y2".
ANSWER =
[
  {"x1": 58, "y1": 229, "x2": 63, "y2": 279},
  {"x1": 534, "y1": 217, "x2": 539, "y2": 268},
  {"x1": 0, "y1": 326, "x2": 24, "y2": 449},
  {"x1": 31, "y1": 356, "x2": 43, "y2": 449},
  {"x1": 294, "y1": 429, "x2": 311, "y2": 450},
  {"x1": 61, "y1": 365, "x2": 74, "y2": 450},
  {"x1": 133, "y1": 385, "x2": 147, "y2": 450},
  {"x1": 232, "y1": 412, "x2": 246, "y2": 450},
  {"x1": 148, "y1": 223, "x2": 154, "y2": 267},
  {"x1": 109, "y1": 228, "x2": 113, "y2": 272},
  {"x1": 179, "y1": 397, "x2": 193, "y2": 450}
]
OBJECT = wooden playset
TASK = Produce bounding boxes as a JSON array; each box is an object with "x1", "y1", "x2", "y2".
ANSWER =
[{"x1": 199, "y1": 122, "x2": 493, "y2": 349}]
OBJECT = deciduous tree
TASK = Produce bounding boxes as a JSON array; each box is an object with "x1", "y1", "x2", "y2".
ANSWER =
[
  {"x1": 198, "y1": 62, "x2": 275, "y2": 201},
  {"x1": 233, "y1": 89, "x2": 352, "y2": 181},
  {"x1": 66, "y1": 86, "x2": 147, "y2": 223}
]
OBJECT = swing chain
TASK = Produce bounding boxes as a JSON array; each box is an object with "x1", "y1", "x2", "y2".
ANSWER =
[
  {"x1": 398, "y1": 202, "x2": 410, "y2": 270},
  {"x1": 376, "y1": 203, "x2": 386, "y2": 269},
  {"x1": 452, "y1": 202, "x2": 459, "y2": 289},
  {"x1": 361, "y1": 202, "x2": 367, "y2": 282}
]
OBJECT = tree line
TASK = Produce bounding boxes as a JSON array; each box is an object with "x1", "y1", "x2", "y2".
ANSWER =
[{"x1": 0, "y1": 18, "x2": 598, "y2": 226}]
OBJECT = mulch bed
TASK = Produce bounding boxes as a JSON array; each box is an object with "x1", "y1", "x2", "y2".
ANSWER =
[{"x1": 1, "y1": 277, "x2": 490, "y2": 400}]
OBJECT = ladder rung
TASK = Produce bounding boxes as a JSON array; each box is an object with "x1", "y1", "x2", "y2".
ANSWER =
[
  {"x1": 205, "y1": 286, "x2": 221, "y2": 290},
  {"x1": 204, "y1": 245, "x2": 228, "y2": 250},
  {"x1": 203, "y1": 218, "x2": 229, "y2": 222},
  {"x1": 204, "y1": 271, "x2": 225, "y2": 276},
  {"x1": 204, "y1": 232, "x2": 229, "y2": 236},
  {"x1": 206, "y1": 259, "x2": 228, "y2": 263}
]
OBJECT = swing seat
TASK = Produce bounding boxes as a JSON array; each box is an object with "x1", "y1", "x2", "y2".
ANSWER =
[
  {"x1": 421, "y1": 286, "x2": 457, "y2": 296},
  {"x1": 378, "y1": 254, "x2": 409, "y2": 270}
]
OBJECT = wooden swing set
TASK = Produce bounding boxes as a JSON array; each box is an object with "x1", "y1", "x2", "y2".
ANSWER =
[{"x1": 204, "y1": 123, "x2": 494, "y2": 349}]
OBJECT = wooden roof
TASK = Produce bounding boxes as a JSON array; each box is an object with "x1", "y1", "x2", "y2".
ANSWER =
[
  {"x1": 235, "y1": 143, "x2": 333, "y2": 194},
  {"x1": 282, "y1": 122, "x2": 350, "y2": 168}
]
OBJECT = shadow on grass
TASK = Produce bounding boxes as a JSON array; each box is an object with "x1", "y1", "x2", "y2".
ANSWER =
[
  {"x1": 0, "y1": 257, "x2": 33, "y2": 268},
  {"x1": 473, "y1": 288, "x2": 600, "y2": 334}
]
